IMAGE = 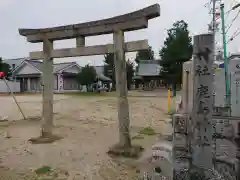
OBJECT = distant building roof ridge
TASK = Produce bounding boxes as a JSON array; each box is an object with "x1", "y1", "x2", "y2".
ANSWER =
[
  {"x1": 3, "y1": 57, "x2": 28, "y2": 61},
  {"x1": 54, "y1": 61, "x2": 75, "y2": 65},
  {"x1": 228, "y1": 53, "x2": 240, "y2": 60},
  {"x1": 139, "y1": 59, "x2": 161, "y2": 64}
]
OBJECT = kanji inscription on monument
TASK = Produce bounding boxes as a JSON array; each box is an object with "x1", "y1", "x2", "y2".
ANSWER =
[{"x1": 191, "y1": 34, "x2": 214, "y2": 170}]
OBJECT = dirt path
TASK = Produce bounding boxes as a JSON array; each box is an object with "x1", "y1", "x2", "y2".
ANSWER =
[{"x1": 0, "y1": 92, "x2": 171, "y2": 179}]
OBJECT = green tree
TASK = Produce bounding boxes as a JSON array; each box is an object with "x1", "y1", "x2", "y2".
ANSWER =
[
  {"x1": 103, "y1": 53, "x2": 115, "y2": 85},
  {"x1": 0, "y1": 57, "x2": 11, "y2": 79},
  {"x1": 77, "y1": 64, "x2": 96, "y2": 90},
  {"x1": 126, "y1": 59, "x2": 134, "y2": 90},
  {"x1": 159, "y1": 20, "x2": 193, "y2": 96},
  {"x1": 103, "y1": 53, "x2": 134, "y2": 90},
  {"x1": 134, "y1": 46, "x2": 154, "y2": 73},
  {"x1": 135, "y1": 46, "x2": 155, "y2": 64}
]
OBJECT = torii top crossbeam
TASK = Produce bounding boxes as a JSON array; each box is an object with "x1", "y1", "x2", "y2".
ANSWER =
[{"x1": 18, "y1": 4, "x2": 160, "y2": 43}]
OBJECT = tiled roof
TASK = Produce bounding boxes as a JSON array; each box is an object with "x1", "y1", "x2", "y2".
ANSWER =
[
  {"x1": 3, "y1": 57, "x2": 27, "y2": 62},
  {"x1": 139, "y1": 60, "x2": 160, "y2": 64},
  {"x1": 25, "y1": 60, "x2": 75, "y2": 73},
  {"x1": 93, "y1": 66, "x2": 111, "y2": 81},
  {"x1": 14, "y1": 59, "x2": 111, "y2": 81},
  {"x1": 3, "y1": 58, "x2": 27, "y2": 71},
  {"x1": 228, "y1": 53, "x2": 240, "y2": 60},
  {"x1": 53, "y1": 62, "x2": 75, "y2": 72},
  {"x1": 25, "y1": 60, "x2": 42, "y2": 71},
  {"x1": 94, "y1": 66, "x2": 104, "y2": 75}
]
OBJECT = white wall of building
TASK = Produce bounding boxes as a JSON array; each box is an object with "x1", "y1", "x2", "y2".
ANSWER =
[{"x1": 0, "y1": 80, "x2": 20, "y2": 93}]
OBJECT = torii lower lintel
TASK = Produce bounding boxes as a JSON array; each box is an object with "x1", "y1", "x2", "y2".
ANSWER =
[{"x1": 30, "y1": 40, "x2": 148, "y2": 59}]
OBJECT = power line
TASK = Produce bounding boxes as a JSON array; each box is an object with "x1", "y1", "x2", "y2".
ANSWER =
[
  {"x1": 226, "y1": 0, "x2": 238, "y2": 19},
  {"x1": 225, "y1": 9, "x2": 233, "y2": 20},
  {"x1": 225, "y1": 9, "x2": 240, "y2": 33},
  {"x1": 227, "y1": 28, "x2": 240, "y2": 44},
  {"x1": 216, "y1": 1, "x2": 239, "y2": 21},
  {"x1": 226, "y1": 1, "x2": 240, "y2": 43},
  {"x1": 232, "y1": 3, "x2": 240, "y2": 10},
  {"x1": 232, "y1": 28, "x2": 240, "y2": 36}
]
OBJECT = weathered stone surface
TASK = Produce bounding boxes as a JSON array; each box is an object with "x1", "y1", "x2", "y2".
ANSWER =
[
  {"x1": 174, "y1": 134, "x2": 187, "y2": 148},
  {"x1": 181, "y1": 61, "x2": 194, "y2": 114},
  {"x1": 138, "y1": 141, "x2": 172, "y2": 179},
  {"x1": 0, "y1": 116, "x2": 8, "y2": 122},
  {"x1": 191, "y1": 34, "x2": 214, "y2": 170},
  {"x1": 172, "y1": 113, "x2": 191, "y2": 173},
  {"x1": 107, "y1": 144, "x2": 143, "y2": 158},
  {"x1": 30, "y1": 40, "x2": 148, "y2": 59},
  {"x1": 19, "y1": 4, "x2": 160, "y2": 42},
  {"x1": 174, "y1": 159, "x2": 189, "y2": 171},
  {"x1": 3, "y1": 131, "x2": 11, "y2": 139},
  {"x1": 25, "y1": 18, "x2": 148, "y2": 43},
  {"x1": 173, "y1": 114, "x2": 188, "y2": 134},
  {"x1": 28, "y1": 134, "x2": 63, "y2": 144}
]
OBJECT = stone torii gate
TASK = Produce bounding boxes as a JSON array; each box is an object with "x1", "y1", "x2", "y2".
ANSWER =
[{"x1": 18, "y1": 4, "x2": 160, "y2": 150}]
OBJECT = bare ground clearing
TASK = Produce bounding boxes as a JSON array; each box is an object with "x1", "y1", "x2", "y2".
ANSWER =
[{"x1": 0, "y1": 91, "x2": 172, "y2": 180}]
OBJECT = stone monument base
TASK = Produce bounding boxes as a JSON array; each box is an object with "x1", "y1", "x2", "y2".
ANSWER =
[
  {"x1": 107, "y1": 144, "x2": 144, "y2": 158},
  {"x1": 28, "y1": 134, "x2": 63, "y2": 144}
]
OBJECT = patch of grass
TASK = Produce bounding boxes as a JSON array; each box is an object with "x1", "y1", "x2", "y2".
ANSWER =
[
  {"x1": 139, "y1": 127, "x2": 156, "y2": 136},
  {"x1": 34, "y1": 166, "x2": 52, "y2": 175},
  {"x1": 167, "y1": 109, "x2": 176, "y2": 115}
]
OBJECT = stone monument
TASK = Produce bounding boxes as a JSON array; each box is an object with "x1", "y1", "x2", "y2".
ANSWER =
[{"x1": 179, "y1": 34, "x2": 239, "y2": 179}]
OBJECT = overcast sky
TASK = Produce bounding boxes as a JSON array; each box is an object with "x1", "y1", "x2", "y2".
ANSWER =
[{"x1": 0, "y1": 0, "x2": 239, "y2": 66}]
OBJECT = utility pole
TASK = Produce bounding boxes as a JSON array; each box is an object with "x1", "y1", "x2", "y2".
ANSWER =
[
  {"x1": 212, "y1": 0, "x2": 217, "y2": 61},
  {"x1": 220, "y1": 3, "x2": 231, "y2": 112}
]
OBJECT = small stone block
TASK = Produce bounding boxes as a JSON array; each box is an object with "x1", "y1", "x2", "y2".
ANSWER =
[
  {"x1": 173, "y1": 133, "x2": 188, "y2": 148},
  {"x1": 173, "y1": 114, "x2": 187, "y2": 134},
  {"x1": 173, "y1": 148, "x2": 190, "y2": 159}
]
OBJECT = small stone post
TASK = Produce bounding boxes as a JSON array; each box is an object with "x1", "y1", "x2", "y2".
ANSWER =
[
  {"x1": 113, "y1": 30, "x2": 131, "y2": 147},
  {"x1": 173, "y1": 113, "x2": 190, "y2": 177},
  {"x1": 235, "y1": 122, "x2": 240, "y2": 179},
  {"x1": 191, "y1": 34, "x2": 214, "y2": 174},
  {"x1": 76, "y1": 36, "x2": 85, "y2": 91},
  {"x1": 41, "y1": 38, "x2": 54, "y2": 137}
]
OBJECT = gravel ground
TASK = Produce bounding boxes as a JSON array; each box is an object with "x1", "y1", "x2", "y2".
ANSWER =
[{"x1": 0, "y1": 91, "x2": 172, "y2": 180}]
